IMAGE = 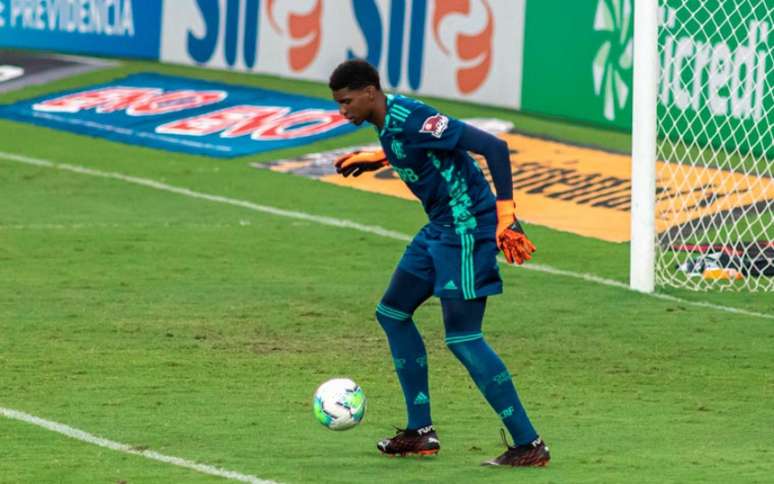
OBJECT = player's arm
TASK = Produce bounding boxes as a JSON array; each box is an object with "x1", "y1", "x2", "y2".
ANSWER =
[
  {"x1": 456, "y1": 125, "x2": 536, "y2": 265},
  {"x1": 334, "y1": 149, "x2": 387, "y2": 177}
]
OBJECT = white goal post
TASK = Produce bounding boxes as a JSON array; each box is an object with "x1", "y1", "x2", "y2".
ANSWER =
[
  {"x1": 631, "y1": 0, "x2": 659, "y2": 293},
  {"x1": 631, "y1": 0, "x2": 774, "y2": 292}
]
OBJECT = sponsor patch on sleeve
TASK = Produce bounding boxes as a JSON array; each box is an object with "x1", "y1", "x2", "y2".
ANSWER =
[{"x1": 419, "y1": 114, "x2": 449, "y2": 138}]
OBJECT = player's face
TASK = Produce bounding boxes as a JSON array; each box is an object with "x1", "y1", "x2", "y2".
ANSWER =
[{"x1": 332, "y1": 86, "x2": 376, "y2": 126}]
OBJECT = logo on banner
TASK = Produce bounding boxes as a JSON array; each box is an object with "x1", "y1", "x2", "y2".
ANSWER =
[
  {"x1": 657, "y1": 6, "x2": 770, "y2": 122},
  {"x1": 432, "y1": 0, "x2": 494, "y2": 94},
  {"x1": 157, "y1": 105, "x2": 348, "y2": 141},
  {"x1": 0, "y1": 74, "x2": 360, "y2": 157},
  {"x1": 186, "y1": 0, "x2": 261, "y2": 68},
  {"x1": 592, "y1": 0, "x2": 633, "y2": 121},
  {"x1": 33, "y1": 86, "x2": 348, "y2": 140},
  {"x1": 5, "y1": 0, "x2": 136, "y2": 36},
  {"x1": 33, "y1": 87, "x2": 226, "y2": 115},
  {"x1": 267, "y1": 0, "x2": 323, "y2": 72}
]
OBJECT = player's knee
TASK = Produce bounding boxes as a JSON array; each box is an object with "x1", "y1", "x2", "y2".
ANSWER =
[
  {"x1": 375, "y1": 302, "x2": 412, "y2": 330},
  {"x1": 444, "y1": 340, "x2": 463, "y2": 360},
  {"x1": 444, "y1": 333, "x2": 482, "y2": 361},
  {"x1": 374, "y1": 309, "x2": 390, "y2": 329},
  {"x1": 445, "y1": 338, "x2": 485, "y2": 380}
]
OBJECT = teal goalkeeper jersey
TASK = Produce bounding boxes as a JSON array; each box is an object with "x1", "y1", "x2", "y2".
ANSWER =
[{"x1": 377, "y1": 94, "x2": 496, "y2": 233}]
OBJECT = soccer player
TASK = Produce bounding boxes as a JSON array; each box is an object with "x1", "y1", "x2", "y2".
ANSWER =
[{"x1": 328, "y1": 59, "x2": 549, "y2": 467}]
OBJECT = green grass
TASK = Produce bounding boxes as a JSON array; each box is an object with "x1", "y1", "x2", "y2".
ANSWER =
[{"x1": 1, "y1": 59, "x2": 773, "y2": 484}]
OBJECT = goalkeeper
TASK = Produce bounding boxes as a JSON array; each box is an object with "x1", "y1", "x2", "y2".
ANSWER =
[{"x1": 329, "y1": 59, "x2": 549, "y2": 467}]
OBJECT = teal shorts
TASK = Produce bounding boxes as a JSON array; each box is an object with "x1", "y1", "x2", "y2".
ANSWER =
[{"x1": 397, "y1": 222, "x2": 503, "y2": 300}]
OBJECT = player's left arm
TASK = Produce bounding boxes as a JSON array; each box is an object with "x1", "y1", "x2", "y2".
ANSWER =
[{"x1": 456, "y1": 125, "x2": 536, "y2": 265}]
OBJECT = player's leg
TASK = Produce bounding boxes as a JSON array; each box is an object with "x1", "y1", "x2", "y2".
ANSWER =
[
  {"x1": 376, "y1": 267, "x2": 434, "y2": 429},
  {"x1": 374, "y1": 224, "x2": 441, "y2": 455},
  {"x1": 441, "y1": 297, "x2": 537, "y2": 443},
  {"x1": 441, "y1": 297, "x2": 550, "y2": 466},
  {"x1": 375, "y1": 268, "x2": 440, "y2": 455}
]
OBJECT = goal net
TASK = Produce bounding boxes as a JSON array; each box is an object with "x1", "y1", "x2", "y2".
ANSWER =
[{"x1": 654, "y1": 0, "x2": 774, "y2": 291}]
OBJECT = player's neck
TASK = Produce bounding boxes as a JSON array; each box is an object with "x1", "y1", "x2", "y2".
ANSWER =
[{"x1": 370, "y1": 91, "x2": 388, "y2": 131}]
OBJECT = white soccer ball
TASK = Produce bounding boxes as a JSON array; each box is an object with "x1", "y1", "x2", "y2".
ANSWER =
[{"x1": 313, "y1": 378, "x2": 366, "y2": 431}]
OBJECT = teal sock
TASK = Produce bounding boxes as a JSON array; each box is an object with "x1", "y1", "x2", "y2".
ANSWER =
[
  {"x1": 376, "y1": 303, "x2": 432, "y2": 430},
  {"x1": 446, "y1": 332, "x2": 537, "y2": 445}
]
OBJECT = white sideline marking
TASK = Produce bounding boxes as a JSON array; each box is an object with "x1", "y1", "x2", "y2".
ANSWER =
[
  {"x1": 0, "y1": 221, "x2": 254, "y2": 230},
  {"x1": 0, "y1": 151, "x2": 410, "y2": 241},
  {"x1": 0, "y1": 407, "x2": 277, "y2": 484},
  {"x1": 2, "y1": 149, "x2": 772, "y2": 325}
]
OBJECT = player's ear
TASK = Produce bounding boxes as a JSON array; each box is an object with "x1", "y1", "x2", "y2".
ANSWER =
[{"x1": 365, "y1": 85, "x2": 376, "y2": 100}]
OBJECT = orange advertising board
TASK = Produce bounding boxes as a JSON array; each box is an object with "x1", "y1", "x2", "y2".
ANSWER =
[{"x1": 264, "y1": 132, "x2": 774, "y2": 243}]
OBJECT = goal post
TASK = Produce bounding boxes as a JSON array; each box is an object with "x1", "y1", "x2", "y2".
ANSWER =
[
  {"x1": 631, "y1": 0, "x2": 774, "y2": 292},
  {"x1": 630, "y1": 0, "x2": 659, "y2": 293}
]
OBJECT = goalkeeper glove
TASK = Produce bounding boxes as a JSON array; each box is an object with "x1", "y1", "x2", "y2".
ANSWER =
[
  {"x1": 496, "y1": 200, "x2": 536, "y2": 265},
  {"x1": 334, "y1": 149, "x2": 388, "y2": 177}
]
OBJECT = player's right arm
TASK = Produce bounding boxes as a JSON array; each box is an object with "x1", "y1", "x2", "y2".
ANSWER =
[{"x1": 334, "y1": 149, "x2": 388, "y2": 177}]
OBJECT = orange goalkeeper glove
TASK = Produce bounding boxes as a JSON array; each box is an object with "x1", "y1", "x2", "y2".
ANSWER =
[
  {"x1": 334, "y1": 149, "x2": 388, "y2": 177},
  {"x1": 496, "y1": 200, "x2": 536, "y2": 265}
]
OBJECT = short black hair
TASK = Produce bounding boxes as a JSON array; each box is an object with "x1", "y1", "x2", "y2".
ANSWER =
[{"x1": 328, "y1": 59, "x2": 381, "y2": 91}]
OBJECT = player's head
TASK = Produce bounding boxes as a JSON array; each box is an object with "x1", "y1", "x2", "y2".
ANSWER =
[{"x1": 329, "y1": 59, "x2": 382, "y2": 126}]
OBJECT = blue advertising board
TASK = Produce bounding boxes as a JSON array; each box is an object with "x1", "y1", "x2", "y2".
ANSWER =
[
  {"x1": 0, "y1": 73, "x2": 361, "y2": 157},
  {"x1": 0, "y1": 0, "x2": 162, "y2": 58}
]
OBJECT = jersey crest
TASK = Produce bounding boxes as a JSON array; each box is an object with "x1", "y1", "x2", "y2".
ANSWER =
[{"x1": 419, "y1": 114, "x2": 449, "y2": 138}]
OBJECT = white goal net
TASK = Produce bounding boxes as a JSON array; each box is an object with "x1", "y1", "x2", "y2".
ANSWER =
[{"x1": 654, "y1": 0, "x2": 774, "y2": 291}]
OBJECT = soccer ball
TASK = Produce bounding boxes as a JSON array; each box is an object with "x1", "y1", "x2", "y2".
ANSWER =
[{"x1": 313, "y1": 378, "x2": 366, "y2": 430}]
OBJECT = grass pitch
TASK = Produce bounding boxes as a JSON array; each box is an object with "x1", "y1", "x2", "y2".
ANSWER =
[{"x1": 1, "y1": 60, "x2": 772, "y2": 484}]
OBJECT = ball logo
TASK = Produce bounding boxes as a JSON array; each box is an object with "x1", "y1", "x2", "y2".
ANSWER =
[
  {"x1": 432, "y1": 0, "x2": 493, "y2": 94},
  {"x1": 267, "y1": 0, "x2": 322, "y2": 72},
  {"x1": 419, "y1": 114, "x2": 449, "y2": 138}
]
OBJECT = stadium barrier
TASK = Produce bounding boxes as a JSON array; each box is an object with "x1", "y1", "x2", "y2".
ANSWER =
[{"x1": 1, "y1": 0, "x2": 771, "y2": 157}]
